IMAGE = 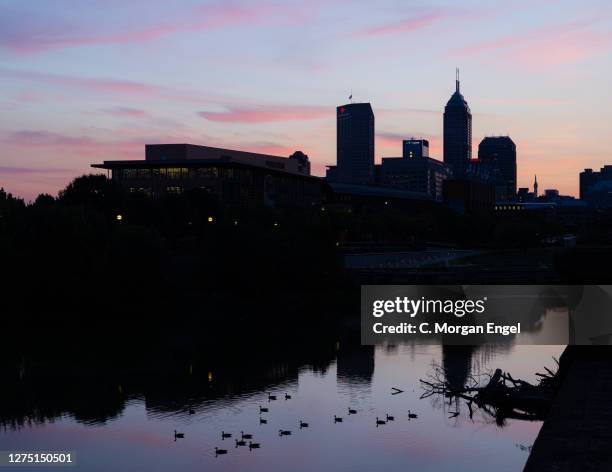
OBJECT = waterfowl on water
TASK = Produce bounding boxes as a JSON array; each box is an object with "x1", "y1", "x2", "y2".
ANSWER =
[
  {"x1": 348, "y1": 407, "x2": 357, "y2": 415},
  {"x1": 408, "y1": 410, "x2": 418, "y2": 419},
  {"x1": 221, "y1": 431, "x2": 232, "y2": 439},
  {"x1": 333, "y1": 415, "x2": 343, "y2": 423},
  {"x1": 279, "y1": 429, "x2": 292, "y2": 436},
  {"x1": 174, "y1": 430, "x2": 185, "y2": 439},
  {"x1": 299, "y1": 420, "x2": 309, "y2": 428},
  {"x1": 386, "y1": 414, "x2": 395, "y2": 421},
  {"x1": 376, "y1": 417, "x2": 386, "y2": 426},
  {"x1": 215, "y1": 447, "x2": 228, "y2": 455},
  {"x1": 241, "y1": 431, "x2": 253, "y2": 440}
]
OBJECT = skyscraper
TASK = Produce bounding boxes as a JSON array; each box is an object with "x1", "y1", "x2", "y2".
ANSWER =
[
  {"x1": 336, "y1": 103, "x2": 375, "y2": 184},
  {"x1": 443, "y1": 69, "x2": 472, "y2": 175},
  {"x1": 478, "y1": 136, "x2": 517, "y2": 201},
  {"x1": 402, "y1": 139, "x2": 429, "y2": 159}
]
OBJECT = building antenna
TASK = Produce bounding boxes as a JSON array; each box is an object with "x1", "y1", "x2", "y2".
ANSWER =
[{"x1": 456, "y1": 67, "x2": 460, "y2": 93}]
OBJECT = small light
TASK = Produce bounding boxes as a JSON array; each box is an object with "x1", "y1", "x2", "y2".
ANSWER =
[
  {"x1": 208, "y1": 371, "x2": 213, "y2": 382},
  {"x1": 234, "y1": 220, "x2": 238, "y2": 225},
  {"x1": 116, "y1": 214, "x2": 123, "y2": 221},
  {"x1": 273, "y1": 222, "x2": 279, "y2": 227},
  {"x1": 207, "y1": 216, "x2": 214, "y2": 223}
]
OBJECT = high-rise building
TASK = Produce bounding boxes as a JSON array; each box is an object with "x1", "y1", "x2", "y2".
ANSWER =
[
  {"x1": 443, "y1": 69, "x2": 472, "y2": 175},
  {"x1": 478, "y1": 136, "x2": 517, "y2": 201},
  {"x1": 403, "y1": 139, "x2": 429, "y2": 159},
  {"x1": 336, "y1": 103, "x2": 375, "y2": 184},
  {"x1": 379, "y1": 155, "x2": 450, "y2": 201},
  {"x1": 580, "y1": 166, "x2": 612, "y2": 207}
]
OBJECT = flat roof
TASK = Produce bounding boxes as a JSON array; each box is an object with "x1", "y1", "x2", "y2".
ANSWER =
[
  {"x1": 327, "y1": 182, "x2": 433, "y2": 201},
  {"x1": 91, "y1": 159, "x2": 323, "y2": 181}
]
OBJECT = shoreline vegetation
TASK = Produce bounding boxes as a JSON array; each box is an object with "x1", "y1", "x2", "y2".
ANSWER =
[{"x1": 2, "y1": 174, "x2": 612, "y2": 349}]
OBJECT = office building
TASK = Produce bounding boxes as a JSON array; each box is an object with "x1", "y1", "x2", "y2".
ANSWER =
[
  {"x1": 379, "y1": 155, "x2": 450, "y2": 201},
  {"x1": 443, "y1": 70, "x2": 472, "y2": 175},
  {"x1": 92, "y1": 144, "x2": 323, "y2": 207},
  {"x1": 403, "y1": 139, "x2": 429, "y2": 159},
  {"x1": 335, "y1": 103, "x2": 375, "y2": 184},
  {"x1": 478, "y1": 136, "x2": 517, "y2": 201},
  {"x1": 580, "y1": 166, "x2": 612, "y2": 207}
]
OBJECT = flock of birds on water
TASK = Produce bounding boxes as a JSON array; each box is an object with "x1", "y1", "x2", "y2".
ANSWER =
[{"x1": 172, "y1": 389, "x2": 419, "y2": 457}]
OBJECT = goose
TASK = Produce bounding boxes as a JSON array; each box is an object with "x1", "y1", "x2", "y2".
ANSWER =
[
  {"x1": 235, "y1": 438, "x2": 246, "y2": 447},
  {"x1": 241, "y1": 431, "x2": 253, "y2": 440},
  {"x1": 249, "y1": 442, "x2": 260, "y2": 449},
  {"x1": 285, "y1": 393, "x2": 292, "y2": 400},
  {"x1": 268, "y1": 393, "x2": 277, "y2": 401},
  {"x1": 215, "y1": 447, "x2": 228, "y2": 455},
  {"x1": 259, "y1": 406, "x2": 269, "y2": 413},
  {"x1": 333, "y1": 415, "x2": 343, "y2": 423},
  {"x1": 221, "y1": 431, "x2": 232, "y2": 439},
  {"x1": 408, "y1": 410, "x2": 418, "y2": 419},
  {"x1": 348, "y1": 407, "x2": 357, "y2": 415},
  {"x1": 259, "y1": 417, "x2": 267, "y2": 424},
  {"x1": 299, "y1": 420, "x2": 309, "y2": 428},
  {"x1": 174, "y1": 430, "x2": 185, "y2": 439},
  {"x1": 279, "y1": 429, "x2": 292, "y2": 436},
  {"x1": 386, "y1": 414, "x2": 395, "y2": 421},
  {"x1": 376, "y1": 417, "x2": 386, "y2": 426}
]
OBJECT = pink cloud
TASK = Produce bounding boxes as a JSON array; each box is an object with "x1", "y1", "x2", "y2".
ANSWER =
[
  {"x1": 198, "y1": 105, "x2": 330, "y2": 123},
  {"x1": 0, "y1": 68, "x2": 162, "y2": 95},
  {"x1": 0, "y1": 4, "x2": 271, "y2": 54},
  {"x1": 455, "y1": 17, "x2": 612, "y2": 68},
  {"x1": 3, "y1": 130, "x2": 142, "y2": 159},
  {"x1": 100, "y1": 107, "x2": 149, "y2": 117},
  {"x1": 479, "y1": 98, "x2": 575, "y2": 106},
  {"x1": 0, "y1": 166, "x2": 70, "y2": 174},
  {"x1": 351, "y1": 11, "x2": 447, "y2": 38}
]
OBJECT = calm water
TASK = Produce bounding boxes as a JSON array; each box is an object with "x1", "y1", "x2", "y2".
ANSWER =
[{"x1": 1, "y1": 342, "x2": 563, "y2": 471}]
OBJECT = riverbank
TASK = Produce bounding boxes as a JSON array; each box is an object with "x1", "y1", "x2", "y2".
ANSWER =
[{"x1": 525, "y1": 347, "x2": 612, "y2": 471}]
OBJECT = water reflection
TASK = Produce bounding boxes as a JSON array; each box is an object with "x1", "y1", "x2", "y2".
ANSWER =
[{"x1": 0, "y1": 338, "x2": 563, "y2": 472}]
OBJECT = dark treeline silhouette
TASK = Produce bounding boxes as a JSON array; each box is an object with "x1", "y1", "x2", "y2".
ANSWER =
[{"x1": 2, "y1": 175, "x2": 612, "y2": 351}]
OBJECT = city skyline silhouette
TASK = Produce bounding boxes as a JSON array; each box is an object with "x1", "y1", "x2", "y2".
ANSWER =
[{"x1": 1, "y1": 0, "x2": 612, "y2": 200}]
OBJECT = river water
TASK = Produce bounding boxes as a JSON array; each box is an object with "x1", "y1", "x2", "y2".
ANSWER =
[{"x1": 1, "y1": 343, "x2": 563, "y2": 471}]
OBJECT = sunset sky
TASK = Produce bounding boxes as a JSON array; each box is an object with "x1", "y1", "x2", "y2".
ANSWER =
[{"x1": 1, "y1": 0, "x2": 611, "y2": 200}]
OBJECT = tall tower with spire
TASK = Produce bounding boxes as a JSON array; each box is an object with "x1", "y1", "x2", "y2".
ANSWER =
[
  {"x1": 534, "y1": 175, "x2": 538, "y2": 197},
  {"x1": 443, "y1": 68, "x2": 472, "y2": 176}
]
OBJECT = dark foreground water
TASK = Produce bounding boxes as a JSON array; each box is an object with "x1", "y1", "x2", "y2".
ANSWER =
[{"x1": 0, "y1": 343, "x2": 563, "y2": 472}]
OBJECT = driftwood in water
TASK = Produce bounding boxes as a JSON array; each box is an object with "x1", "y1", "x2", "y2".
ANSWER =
[{"x1": 420, "y1": 361, "x2": 560, "y2": 424}]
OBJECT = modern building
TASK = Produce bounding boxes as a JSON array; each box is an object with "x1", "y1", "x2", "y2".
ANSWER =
[
  {"x1": 323, "y1": 182, "x2": 435, "y2": 212},
  {"x1": 378, "y1": 155, "x2": 450, "y2": 201},
  {"x1": 443, "y1": 179, "x2": 495, "y2": 214},
  {"x1": 335, "y1": 103, "x2": 375, "y2": 184},
  {"x1": 478, "y1": 136, "x2": 517, "y2": 201},
  {"x1": 443, "y1": 70, "x2": 472, "y2": 176},
  {"x1": 580, "y1": 166, "x2": 612, "y2": 207},
  {"x1": 403, "y1": 139, "x2": 429, "y2": 159},
  {"x1": 92, "y1": 144, "x2": 323, "y2": 208}
]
